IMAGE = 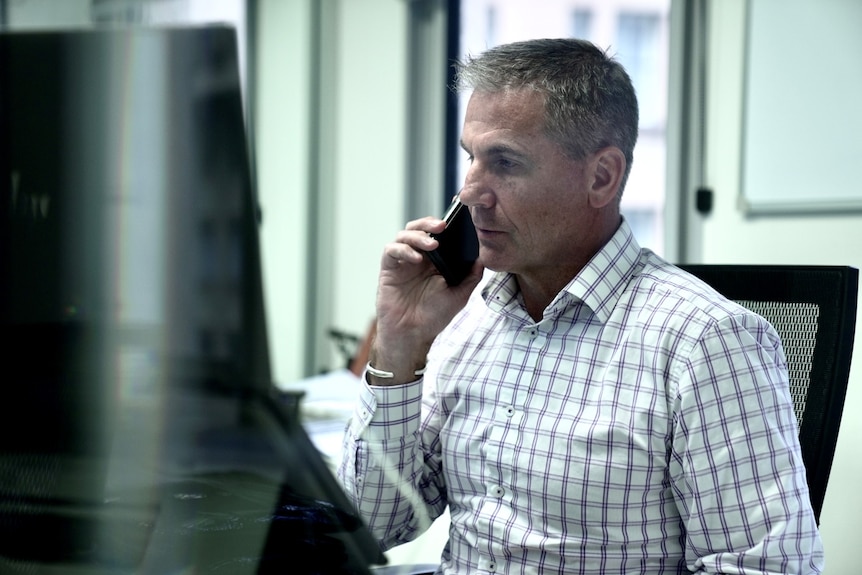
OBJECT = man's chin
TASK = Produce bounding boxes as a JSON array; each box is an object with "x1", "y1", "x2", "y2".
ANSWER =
[{"x1": 476, "y1": 254, "x2": 511, "y2": 275}]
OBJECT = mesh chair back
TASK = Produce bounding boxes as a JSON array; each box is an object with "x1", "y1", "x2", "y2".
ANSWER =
[{"x1": 679, "y1": 265, "x2": 858, "y2": 525}]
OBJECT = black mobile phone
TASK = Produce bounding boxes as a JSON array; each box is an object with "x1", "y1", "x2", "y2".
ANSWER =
[{"x1": 425, "y1": 196, "x2": 479, "y2": 286}]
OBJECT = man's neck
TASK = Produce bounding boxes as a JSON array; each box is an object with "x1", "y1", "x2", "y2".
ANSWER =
[
  {"x1": 515, "y1": 267, "x2": 581, "y2": 322},
  {"x1": 514, "y1": 214, "x2": 623, "y2": 321}
]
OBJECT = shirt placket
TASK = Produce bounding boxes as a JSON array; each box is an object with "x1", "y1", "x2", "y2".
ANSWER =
[{"x1": 477, "y1": 318, "x2": 546, "y2": 574}]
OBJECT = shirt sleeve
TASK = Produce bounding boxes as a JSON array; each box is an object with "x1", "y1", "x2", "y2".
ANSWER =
[
  {"x1": 669, "y1": 313, "x2": 824, "y2": 574},
  {"x1": 337, "y1": 372, "x2": 448, "y2": 551}
]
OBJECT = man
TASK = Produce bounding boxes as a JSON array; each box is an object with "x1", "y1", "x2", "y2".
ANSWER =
[{"x1": 338, "y1": 38, "x2": 823, "y2": 574}]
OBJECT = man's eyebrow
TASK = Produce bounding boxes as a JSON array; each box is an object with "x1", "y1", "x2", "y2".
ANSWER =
[{"x1": 460, "y1": 139, "x2": 527, "y2": 159}]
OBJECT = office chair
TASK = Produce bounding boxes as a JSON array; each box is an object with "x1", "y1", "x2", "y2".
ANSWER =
[{"x1": 679, "y1": 264, "x2": 859, "y2": 525}]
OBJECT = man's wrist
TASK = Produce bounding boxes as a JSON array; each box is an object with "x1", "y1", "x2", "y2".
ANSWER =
[
  {"x1": 365, "y1": 347, "x2": 429, "y2": 386},
  {"x1": 366, "y1": 362, "x2": 427, "y2": 380},
  {"x1": 366, "y1": 330, "x2": 432, "y2": 385}
]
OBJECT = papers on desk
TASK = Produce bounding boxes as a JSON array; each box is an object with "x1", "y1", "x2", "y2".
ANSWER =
[{"x1": 277, "y1": 369, "x2": 361, "y2": 466}]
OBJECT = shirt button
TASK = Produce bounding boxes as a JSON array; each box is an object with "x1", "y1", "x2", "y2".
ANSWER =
[
  {"x1": 503, "y1": 405, "x2": 515, "y2": 417},
  {"x1": 489, "y1": 485, "x2": 505, "y2": 498}
]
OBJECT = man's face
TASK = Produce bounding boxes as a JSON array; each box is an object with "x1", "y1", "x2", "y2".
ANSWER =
[{"x1": 459, "y1": 89, "x2": 603, "y2": 282}]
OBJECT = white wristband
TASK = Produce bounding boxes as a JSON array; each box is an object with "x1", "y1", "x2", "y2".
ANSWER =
[{"x1": 366, "y1": 362, "x2": 427, "y2": 379}]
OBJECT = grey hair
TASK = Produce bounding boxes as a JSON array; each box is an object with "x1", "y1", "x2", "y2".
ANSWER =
[{"x1": 453, "y1": 38, "x2": 639, "y2": 196}]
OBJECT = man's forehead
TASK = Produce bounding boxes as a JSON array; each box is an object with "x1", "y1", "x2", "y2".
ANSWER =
[{"x1": 461, "y1": 90, "x2": 547, "y2": 148}]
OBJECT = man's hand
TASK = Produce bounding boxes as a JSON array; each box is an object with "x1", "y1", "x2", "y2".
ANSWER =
[{"x1": 368, "y1": 216, "x2": 483, "y2": 385}]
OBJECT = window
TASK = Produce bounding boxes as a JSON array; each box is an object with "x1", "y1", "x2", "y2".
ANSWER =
[
  {"x1": 616, "y1": 12, "x2": 664, "y2": 131},
  {"x1": 572, "y1": 9, "x2": 593, "y2": 39},
  {"x1": 5, "y1": 0, "x2": 246, "y2": 85}
]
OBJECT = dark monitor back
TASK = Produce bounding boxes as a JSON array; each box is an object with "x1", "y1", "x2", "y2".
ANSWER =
[
  {"x1": 0, "y1": 26, "x2": 384, "y2": 573},
  {"x1": 1, "y1": 24, "x2": 271, "y2": 404}
]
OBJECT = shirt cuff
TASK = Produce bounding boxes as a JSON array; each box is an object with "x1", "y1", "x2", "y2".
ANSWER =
[{"x1": 351, "y1": 376, "x2": 424, "y2": 442}]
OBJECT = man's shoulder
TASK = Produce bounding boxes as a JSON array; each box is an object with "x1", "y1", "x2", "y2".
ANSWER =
[{"x1": 627, "y1": 255, "x2": 757, "y2": 327}]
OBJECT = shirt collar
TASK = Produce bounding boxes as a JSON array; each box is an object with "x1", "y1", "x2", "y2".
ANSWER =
[
  {"x1": 481, "y1": 218, "x2": 643, "y2": 324},
  {"x1": 565, "y1": 217, "x2": 642, "y2": 323}
]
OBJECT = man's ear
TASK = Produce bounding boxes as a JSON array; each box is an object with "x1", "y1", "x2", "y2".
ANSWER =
[{"x1": 587, "y1": 147, "x2": 626, "y2": 209}]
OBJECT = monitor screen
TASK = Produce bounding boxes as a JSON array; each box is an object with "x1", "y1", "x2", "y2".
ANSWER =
[{"x1": 0, "y1": 26, "x2": 384, "y2": 573}]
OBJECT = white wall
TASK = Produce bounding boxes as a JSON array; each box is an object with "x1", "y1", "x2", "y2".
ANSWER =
[
  {"x1": 330, "y1": 0, "x2": 409, "y2": 363},
  {"x1": 255, "y1": 0, "x2": 408, "y2": 384},
  {"x1": 701, "y1": 1, "x2": 862, "y2": 572},
  {"x1": 255, "y1": 0, "x2": 314, "y2": 385},
  {"x1": 4, "y1": 0, "x2": 90, "y2": 26}
]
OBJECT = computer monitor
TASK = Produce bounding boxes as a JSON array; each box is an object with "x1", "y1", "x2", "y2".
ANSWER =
[{"x1": 0, "y1": 25, "x2": 385, "y2": 573}]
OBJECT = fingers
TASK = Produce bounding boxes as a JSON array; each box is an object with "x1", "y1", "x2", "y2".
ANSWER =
[
  {"x1": 381, "y1": 240, "x2": 426, "y2": 271},
  {"x1": 398, "y1": 217, "x2": 445, "y2": 252},
  {"x1": 380, "y1": 217, "x2": 446, "y2": 270},
  {"x1": 404, "y1": 215, "x2": 446, "y2": 234},
  {"x1": 372, "y1": 216, "x2": 481, "y2": 365},
  {"x1": 394, "y1": 229, "x2": 436, "y2": 253}
]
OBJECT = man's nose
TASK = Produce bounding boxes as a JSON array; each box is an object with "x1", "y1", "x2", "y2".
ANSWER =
[{"x1": 458, "y1": 168, "x2": 492, "y2": 208}]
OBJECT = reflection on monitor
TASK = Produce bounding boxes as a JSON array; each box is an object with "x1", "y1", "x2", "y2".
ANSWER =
[{"x1": 0, "y1": 26, "x2": 384, "y2": 573}]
